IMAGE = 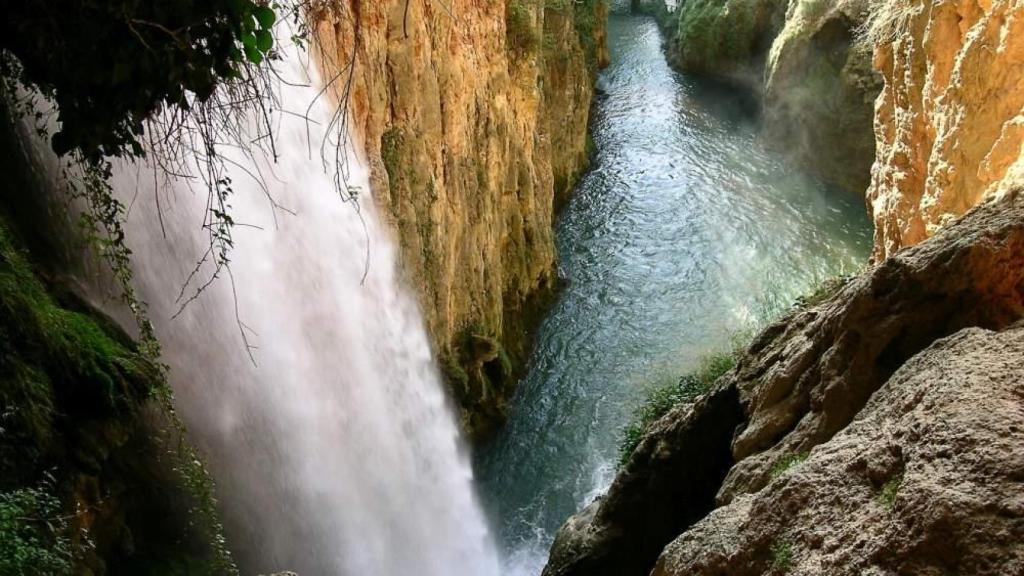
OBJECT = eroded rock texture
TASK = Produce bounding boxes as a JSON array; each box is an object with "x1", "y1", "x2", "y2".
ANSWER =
[
  {"x1": 868, "y1": 0, "x2": 1024, "y2": 259},
  {"x1": 313, "y1": 1, "x2": 607, "y2": 437},
  {"x1": 543, "y1": 190, "x2": 1024, "y2": 576},
  {"x1": 654, "y1": 323, "x2": 1024, "y2": 576}
]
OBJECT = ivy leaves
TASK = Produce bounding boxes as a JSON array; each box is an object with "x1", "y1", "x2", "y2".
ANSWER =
[{"x1": 237, "y1": 3, "x2": 277, "y2": 65}]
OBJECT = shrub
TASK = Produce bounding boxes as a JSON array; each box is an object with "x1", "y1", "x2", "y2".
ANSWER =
[
  {"x1": 0, "y1": 483, "x2": 73, "y2": 576},
  {"x1": 617, "y1": 350, "x2": 737, "y2": 468},
  {"x1": 0, "y1": 0, "x2": 283, "y2": 161}
]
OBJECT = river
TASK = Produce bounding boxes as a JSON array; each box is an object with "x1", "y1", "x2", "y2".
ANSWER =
[{"x1": 476, "y1": 10, "x2": 873, "y2": 576}]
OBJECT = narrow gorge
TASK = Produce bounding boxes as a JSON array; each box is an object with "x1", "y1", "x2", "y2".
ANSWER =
[{"x1": 0, "y1": 1, "x2": 1021, "y2": 576}]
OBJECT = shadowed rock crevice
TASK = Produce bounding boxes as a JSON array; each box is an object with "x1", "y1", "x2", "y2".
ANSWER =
[{"x1": 542, "y1": 384, "x2": 744, "y2": 576}]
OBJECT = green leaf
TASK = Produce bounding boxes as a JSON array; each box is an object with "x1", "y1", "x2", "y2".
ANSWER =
[
  {"x1": 255, "y1": 29, "x2": 273, "y2": 52},
  {"x1": 244, "y1": 45, "x2": 263, "y2": 65},
  {"x1": 241, "y1": 32, "x2": 257, "y2": 51},
  {"x1": 255, "y1": 6, "x2": 277, "y2": 29}
]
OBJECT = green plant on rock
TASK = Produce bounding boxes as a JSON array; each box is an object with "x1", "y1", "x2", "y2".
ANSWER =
[
  {"x1": 618, "y1": 350, "x2": 737, "y2": 468},
  {"x1": 770, "y1": 539, "x2": 794, "y2": 573},
  {"x1": 0, "y1": 482, "x2": 73, "y2": 576},
  {"x1": 0, "y1": 214, "x2": 236, "y2": 574},
  {"x1": 877, "y1": 473, "x2": 902, "y2": 510},
  {"x1": 769, "y1": 451, "x2": 810, "y2": 480}
]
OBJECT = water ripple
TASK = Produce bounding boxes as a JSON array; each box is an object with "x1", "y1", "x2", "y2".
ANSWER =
[{"x1": 477, "y1": 13, "x2": 872, "y2": 575}]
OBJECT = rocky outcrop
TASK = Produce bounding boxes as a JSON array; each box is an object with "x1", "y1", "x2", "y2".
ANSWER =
[
  {"x1": 653, "y1": 323, "x2": 1024, "y2": 576},
  {"x1": 314, "y1": 0, "x2": 607, "y2": 438},
  {"x1": 764, "y1": 0, "x2": 882, "y2": 193},
  {"x1": 543, "y1": 190, "x2": 1024, "y2": 576},
  {"x1": 543, "y1": 385, "x2": 745, "y2": 576},
  {"x1": 655, "y1": 0, "x2": 881, "y2": 194},
  {"x1": 867, "y1": 0, "x2": 1024, "y2": 260},
  {"x1": 668, "y1": 0, "x2": 789, "y2": 84}
]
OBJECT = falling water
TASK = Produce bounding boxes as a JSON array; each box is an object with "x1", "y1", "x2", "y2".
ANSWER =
[{"x1": 106, "y1": 36, "x2": 500, "y2": 575}]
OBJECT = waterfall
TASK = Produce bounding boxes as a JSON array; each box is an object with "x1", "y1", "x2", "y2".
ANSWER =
[{"x1": 106, "y1": 36, "x2": 501, "y2": 576}]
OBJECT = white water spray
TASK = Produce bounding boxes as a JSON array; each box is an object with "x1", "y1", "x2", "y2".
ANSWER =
[{"x1": 109, "y1": 37, "x2": 501, "y2": 576}]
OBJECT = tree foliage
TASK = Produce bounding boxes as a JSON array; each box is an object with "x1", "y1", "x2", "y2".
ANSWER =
[{"x1": 0, "y1": 0, "x2": 282, "y2": 162}]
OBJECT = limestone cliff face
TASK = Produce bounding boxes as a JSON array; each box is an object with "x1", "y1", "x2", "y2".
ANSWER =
[
  {"x1": 645, "y1": 0, "x2": 881, "y2": 194},
  {"x1": 668, "y1": 0, "x2": 789, "y2": 83},
  {"x1": 313, "y1": 0, "x2": 607, "y2": 438},
  {"x1": 867, "y1": 0, "x2": 1024, "y2": 260},
  {"x1": 764, "y1": 0, "x2": 881, "y2": 193},
  {"x1": 543, "y1": 191, "x2": 1024, "y2": 576}
]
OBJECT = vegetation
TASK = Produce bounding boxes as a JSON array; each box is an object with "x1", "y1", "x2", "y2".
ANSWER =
[
  {"x1": 769, "y1": 451, "x2": 810, "y2": 480},
  {"x1": 769, "y1": 539, "x2": 794, "y2": 573},
  {"x1": 0, "y1": 482, "x2": 73, "y2": 576},
  {"x1": 0, "y1": 212, "x2": 236, "y2": 574},
  {"x1": 381, "y1": 126, "x2": 406, "y2": 199},
  {"x1": 618, "y1": 350, "x2": 737, "y2": 467},
  {"x1": 570, "y1": 0, "x2": 603, "y2": 72},
  {"x1": 507, "y1": 1, "x2": 540, "y2": 56},
  {"x1": 878, "y1": 473, "x2": 903, "y2": 510},
  {"x1": 859, "y1": 0, "x2": 917, "y2": 46},
  {"x1": 672, "y1": 0, "x2": 782, "y2": 74},
  {"x1": 616, "y1": 273, "x2": 857, "y2": 469},
  {"x1": 0, "y1": 0, "x2": 284, "y2": 161}
]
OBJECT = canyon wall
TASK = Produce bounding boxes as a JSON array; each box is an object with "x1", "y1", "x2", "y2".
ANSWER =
[
  {"x1": 640, "y1": 0, "x2": 881, "y2": 194},
  {"x1": 763, "y1": 0, "x2": 881, "y2": 193},
  {"x1": 314, "y1": 0, "x2": 607, "y2": 439},
  {"x1": 867, "y1": 0, "x2": 1024, "y2": 260}
]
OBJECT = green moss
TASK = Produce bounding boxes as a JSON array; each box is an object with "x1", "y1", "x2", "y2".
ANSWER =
[
  {"x1": 672, "y1": 0, "x2": 784, "y2": 74},
  {"x1": 877, "y1": 473, "x2": 902, "y2": 510},
  {"x1": 381, "y1": 127, "x2": 405, "y2": 198},
  {"x1": 0, "y1": 219, "x2": 153, "y2": 474},
  {"x1": 769, "y1": 451, "x2": 810, "y2": 480},
  {"x1": 572, "y1": 0, "x2": 601, "y2": 73},
  {"x1": 506, "y1": 1, "x2": 540, "y2": 57},
  {"x1": 618, "y1": 349, "x2": 738, "y2": 468},
  {"x1": 0, "y1": 215, "x2": 234, "y2": 574},
  {"x1": 770, "y1": 539, "x2": 794, "y2": 573}
]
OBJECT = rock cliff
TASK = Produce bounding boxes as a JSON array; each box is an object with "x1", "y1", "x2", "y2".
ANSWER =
[
  {"x1": 543, "y1": 190, "x2": 1024, "y2": 576},
  {"x1": 314, "y1": 0, "x2": 608, "y2": 438},
  {"x1": 867, "y1": 0, "x2": 1024, "y2": 260},
  {"x1": 653, "y1": 322, "x2": 1024, "y2": 576},
  {"x1": 643, "y1": 0, "x2": 880, "y2": 194},
  {"x1": 763, "y1": 0, "x2": 881, "y2": 193}
]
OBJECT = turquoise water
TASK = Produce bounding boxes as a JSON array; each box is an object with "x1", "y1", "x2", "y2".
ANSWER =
[{"x1": 475, "y1": 11, "x2": 873, "y2": 576}]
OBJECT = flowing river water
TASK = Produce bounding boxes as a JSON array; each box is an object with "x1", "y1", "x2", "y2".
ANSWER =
[{"x1": 476, "y1": 11, "x2": 873, "y2": 575}]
